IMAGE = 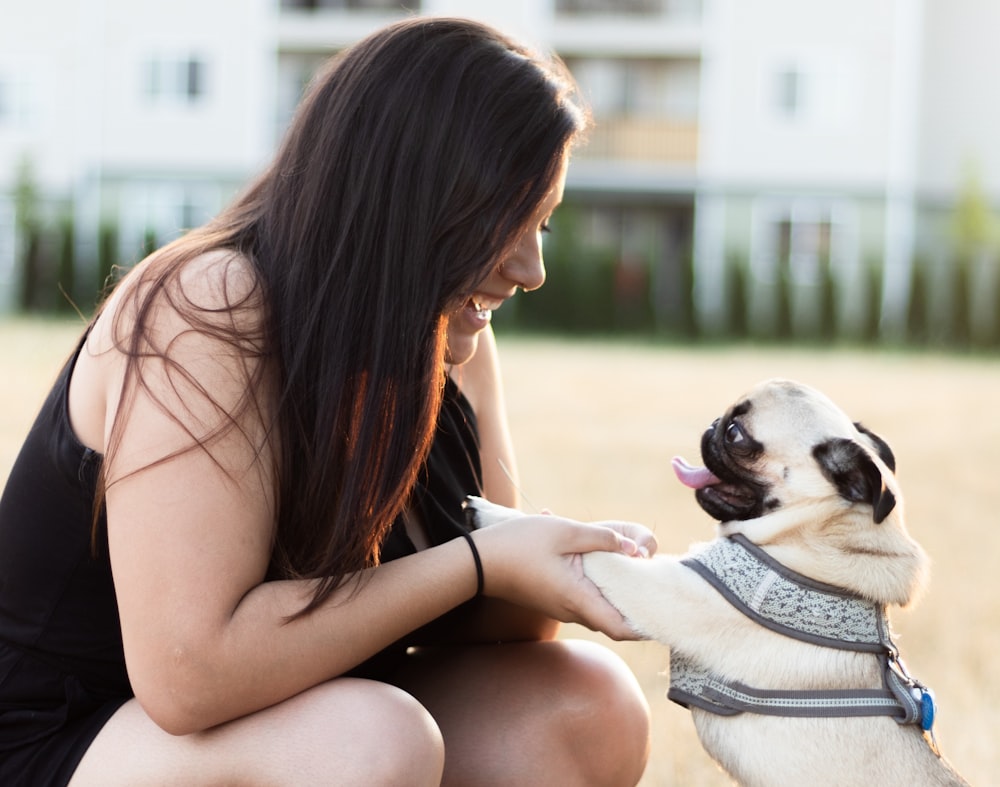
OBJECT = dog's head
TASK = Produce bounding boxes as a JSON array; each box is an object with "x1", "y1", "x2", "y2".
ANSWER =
[
  {"x1": 675, "y1": 379, "x2": 927, "y2": 604},
  {"x1": 677, "y1": 379, "x2": 897, "y2": 525}
]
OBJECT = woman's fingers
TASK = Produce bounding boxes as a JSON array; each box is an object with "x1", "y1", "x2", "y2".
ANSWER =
[
  {"x1": 589, "y1": 520, "x2": 658, "y2": 558},
  {"x1": 564, "y1": 521, "x2": 639, "y2": 556}
]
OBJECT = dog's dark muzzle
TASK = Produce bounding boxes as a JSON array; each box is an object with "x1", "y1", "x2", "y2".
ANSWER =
[{"x1": 695, "y1": 418, "x2": 769, "y2": 522}]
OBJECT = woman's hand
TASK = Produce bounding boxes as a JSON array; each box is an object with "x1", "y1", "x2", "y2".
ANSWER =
[
  {"x1": 469, "y1": 512, "x2": 657, "y2": 641},
  {"x1": 586, "y1": 518, "x2": 658, "y2": 561}
]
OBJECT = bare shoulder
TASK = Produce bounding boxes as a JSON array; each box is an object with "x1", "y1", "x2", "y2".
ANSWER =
[
  {"x1": 174, "y1": 248, "x2": 264, "y2": 324},
  {"x1": 71, "y1": 248, "x2": 271, "y2": 457},
  {"x1": 86, "y1": 248, "x2": 263, "y2": 352}
]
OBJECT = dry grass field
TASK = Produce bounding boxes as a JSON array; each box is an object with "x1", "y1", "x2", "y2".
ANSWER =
[{"x1": 2, "y1": 317, "x2": 997, "y2": 785}]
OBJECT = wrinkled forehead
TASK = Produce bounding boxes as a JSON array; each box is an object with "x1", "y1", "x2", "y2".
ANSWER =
[{"x1": 737, "y1": 379, "x2": 856, "y2": 438}]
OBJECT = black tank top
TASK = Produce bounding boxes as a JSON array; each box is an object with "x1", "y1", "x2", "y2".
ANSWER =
[{"x1": 0, "y1": 336, "x2": 483, "y2": 784}]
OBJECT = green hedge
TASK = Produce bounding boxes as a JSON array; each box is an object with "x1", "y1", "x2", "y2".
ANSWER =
[{"x1": 9, "y1": 211, "x2": 1000, "y2": 352}]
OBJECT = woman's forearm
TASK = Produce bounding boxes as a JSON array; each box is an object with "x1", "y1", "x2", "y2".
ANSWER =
[{"x1": 128, "y1": 536, "x2": 479, "y2": 735}]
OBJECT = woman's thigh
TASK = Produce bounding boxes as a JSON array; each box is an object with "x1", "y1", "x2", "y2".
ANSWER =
[
  {"x1": 68, "y1": 677, "x2": 444, "y2": 787},
  {"x1": 390, "y1": 638, "x2": 651, "y2": 787}
]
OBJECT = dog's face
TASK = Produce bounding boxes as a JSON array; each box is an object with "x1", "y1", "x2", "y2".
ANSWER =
[{"x1": 676, "y1": 379, "x2": 898, "y2": 527}]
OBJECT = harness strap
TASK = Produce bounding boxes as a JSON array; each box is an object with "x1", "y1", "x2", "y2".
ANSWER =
[
  {"x1": 704, "y1": 682, "x2": 904, "y2": 718},
  {"x1": 668, "y1": 652, "x2": 926, "y2": 723},
  {"x1": 680, "y1": 534, "x2": 888, "y2": 652}
]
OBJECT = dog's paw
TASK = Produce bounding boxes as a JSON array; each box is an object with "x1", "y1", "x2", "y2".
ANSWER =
[
  {"x1": 583, "y1": 550, "x2": 632, "y2": 595},
  {"x1": 582, "y1": 551, "x2": 653, "y2": 638},
  {"x1": 462, "y1": 495, "x2": 524, "y2": 529},
  {"x1": 582, "y1": 551, "x2": 639, "y2": 613}
]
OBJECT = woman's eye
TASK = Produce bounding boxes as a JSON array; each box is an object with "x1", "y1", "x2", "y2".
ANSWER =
[
  {"x1": 725, "y1": 422, "x2": 744, "y2": 444},
  {"x1": 540, "y1": 221, "x2": 552, "y2": 234}
]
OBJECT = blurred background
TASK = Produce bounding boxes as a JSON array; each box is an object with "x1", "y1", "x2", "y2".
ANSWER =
[
  {"x1": 3, "y1": 0, "x2": 1000, "y2": 349},
  {"x1": 2, "y1": 3, "x2": 998, "y2": 784}
]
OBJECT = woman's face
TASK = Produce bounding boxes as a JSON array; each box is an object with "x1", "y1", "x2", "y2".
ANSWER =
[{"x1": 445, "y1": 153, "x2": 568, "y2": 366}]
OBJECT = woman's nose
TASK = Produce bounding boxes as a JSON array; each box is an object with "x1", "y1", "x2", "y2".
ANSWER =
[{"x1": 500, "y1": 241, "x2": 546, "y2": 292}]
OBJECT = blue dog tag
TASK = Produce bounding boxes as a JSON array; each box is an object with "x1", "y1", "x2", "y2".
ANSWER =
[
  {"x1": 919, "y1": 688, "x2": 936, "y2": 732},
  {"x1": 909, "y1": 684, "x2": 936, "y2": 731}
]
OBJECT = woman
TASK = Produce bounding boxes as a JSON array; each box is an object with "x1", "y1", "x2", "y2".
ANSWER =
[{"x1": 0, "y1": 17, "x2": 655, "y2": 786}]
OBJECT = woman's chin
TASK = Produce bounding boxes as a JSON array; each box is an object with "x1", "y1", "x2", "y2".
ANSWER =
[
  {"x1": 445, "y1": 333, "x2": 479, "y2": 366},
  {"x1": 445, "y1": 302, "x2": 492, "y2": 365}
]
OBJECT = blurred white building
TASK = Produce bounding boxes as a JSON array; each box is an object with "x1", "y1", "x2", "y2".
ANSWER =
[{"x1": 1, "y1": 0, "x2": 998, "y2": 335}]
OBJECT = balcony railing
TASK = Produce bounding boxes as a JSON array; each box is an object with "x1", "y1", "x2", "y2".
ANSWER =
[
  {"x1": 557, "y1": 0, "x2": 664, "y2": 14},
  {"x1": 556, "y1": 0, "x2": 702, "y2": 18},
  {"x1": 280, "y1": 0, "x2": 419, "y2": 10},
  {"x1": 576, "y1": 118, "x2": 698, "y2": 163}
]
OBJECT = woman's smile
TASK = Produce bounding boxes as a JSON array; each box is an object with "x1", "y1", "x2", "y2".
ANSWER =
[{"x1": 465, "y1": 294, "x2": 506, "y2": 325}]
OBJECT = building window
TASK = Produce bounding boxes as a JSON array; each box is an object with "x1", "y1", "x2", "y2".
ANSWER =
[
  {"x1": 775, "y1": 216, "x2": 831, "y2": 285},
  {"x1": 774, "y1": 68, "x2": 802, "y2": 118},
  {"x1": 568, "y1": 57, "x2": 699, "y2": 120},
  {"x1": 751, "y1": 199, "x2": 856, "y2": 286},
  {"x1": 748, "y1": 198, "x2": 860, "y2": 337},
  {"x1": 119, "y1": 182, "x2": 221, "y2": 262},
  {"x1": 276, "y1": 52, "x2": 330, "y2": 136},
  {"x1": 764, "y1": 56, "x2": 855, "y2": 129},
  {"x1": 144, "y1": 55, "x2": 207, "y2": 105},
  {"x1": 0, "y1": 70, "x2": 35, "y2": 127},
  {"x1": 566, "y1": 56, "x2": 699, "y2": 162}
]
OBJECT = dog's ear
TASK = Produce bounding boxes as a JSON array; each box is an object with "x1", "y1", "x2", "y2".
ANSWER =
[
  {"x1": 812, "y1": 438, "x2": 897, "y2": 524},
  {"x1": 853, "y1": 422, "x2": 896, "y2": 472}
]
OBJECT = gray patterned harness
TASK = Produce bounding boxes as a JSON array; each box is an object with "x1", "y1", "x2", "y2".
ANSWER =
[{"x1": 668, "y1": 534, "x2": 937, "y2": 734}]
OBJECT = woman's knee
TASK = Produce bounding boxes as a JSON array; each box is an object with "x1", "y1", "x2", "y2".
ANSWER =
[
  {"x1": 361, "y1": 682, "x2": 445, "y2": 786},
  {"x1": 551, "y1": 640, "x2": 652, "y2": 785},
  {"x1": 294, "y1": 679, "x2": 445, "y2": 786},
  {"x1": 70, "y1": 680, "x2": 444, "y2": 787}
]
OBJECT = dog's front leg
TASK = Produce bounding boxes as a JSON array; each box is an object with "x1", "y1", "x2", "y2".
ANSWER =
[
  {"x1": 464, "y1": 496, "x2": 730, "y2": 654},
  {"x1": 583, "y1": 550, "x2": 737, "y2": 654},
  {"x1": 462, "y1": 495, "x2": 525, "y2": 528}
]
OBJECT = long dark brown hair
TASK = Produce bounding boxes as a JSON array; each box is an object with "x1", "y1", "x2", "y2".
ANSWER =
[{"x1": 98, "y1": 17, "x2": 588, "y2": 613}]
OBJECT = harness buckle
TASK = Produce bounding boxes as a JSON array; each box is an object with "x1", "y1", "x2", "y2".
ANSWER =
[{"x1": 886, "y1": 652, "x2": 940, "y2": 753}]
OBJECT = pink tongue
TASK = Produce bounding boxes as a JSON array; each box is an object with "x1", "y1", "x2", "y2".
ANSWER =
[{"x1": 672, "y1": 456, "x2": 721, "y2": 490}]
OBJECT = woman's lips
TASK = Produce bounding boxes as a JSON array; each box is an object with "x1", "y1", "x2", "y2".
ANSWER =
[
  {"x1": 471, "y1": 299, "x2": 492, "y2": 320},
  {"x1": 467, "y1": 295, "x2": 503, "y2": 323}
]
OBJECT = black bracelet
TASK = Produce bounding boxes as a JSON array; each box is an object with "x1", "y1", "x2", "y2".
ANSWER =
[{"x1": 461, "y1": 531, "x2": 484, "y2": 597}]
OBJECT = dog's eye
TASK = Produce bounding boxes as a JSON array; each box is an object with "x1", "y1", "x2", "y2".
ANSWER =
[{"x1": 725, "y1": 421, "x2": 744, "y2": 444}]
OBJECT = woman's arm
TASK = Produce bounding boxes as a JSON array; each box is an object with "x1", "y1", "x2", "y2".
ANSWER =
[
  {"x1": 80, "y1": 260, "x2": 642, "y2": 736},
  {"x1": 448, "y1": 325, "x2": 520, "y2": 507},
  {"x1": 79, "y1": 258, "x2": 481, "y2": 734},
  {"x1": 448, "y1": 326, "x2": 564, "y2": 641}
]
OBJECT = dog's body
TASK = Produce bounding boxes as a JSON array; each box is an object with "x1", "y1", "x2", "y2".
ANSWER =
[{"x1": 467, "y1": 379, "x2": 967, "y2": 786}]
